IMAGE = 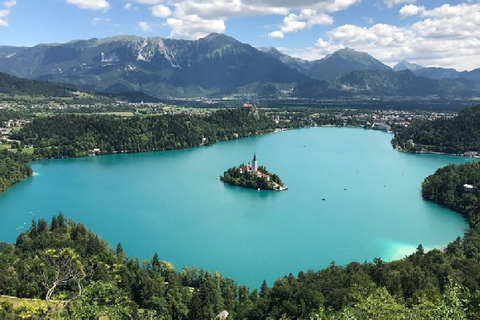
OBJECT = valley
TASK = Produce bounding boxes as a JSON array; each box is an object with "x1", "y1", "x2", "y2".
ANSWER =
[{"x1": 2, "y1": 2, "x2": 480, "y2": 316}]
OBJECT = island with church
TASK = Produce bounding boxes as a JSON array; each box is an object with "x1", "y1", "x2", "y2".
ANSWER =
[{"x1": 220, "y1": 153, "x2": 287, "y2": 191}]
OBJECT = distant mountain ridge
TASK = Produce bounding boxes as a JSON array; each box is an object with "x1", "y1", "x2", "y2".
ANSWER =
[
  {"x1": 307, "y1": 48, "x2": 390, "y2": 81},
  {"x1": 257, "y1": 46, "x2": 313, "y2": 74},
  {"x1": 0, "y1": 71, "x2": 78, "y2": 96},
  {"x1": 393, "y1": 60, "x2": 424, "y2": 72},
  {"x1": 1, "y1": 33, "x2": 480, "y2": 101},
  {"x1": 0, "y1": 33, "x2": 308, "y2": 98}
]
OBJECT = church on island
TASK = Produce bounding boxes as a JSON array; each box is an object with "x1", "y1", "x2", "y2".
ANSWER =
[
  {"x1": 221, "y1": 153, "x2": 287, "y2": 191},
  {"x1": 239, "y1": 154, "x2": 262, "y2": 176}
]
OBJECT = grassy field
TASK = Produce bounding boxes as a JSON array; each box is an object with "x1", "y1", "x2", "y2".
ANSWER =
[
  {"x1": 0, "y1": 295, "x2": 117, "y2": 319},
  {"x1": 94, "y1": 111, "x2": 135, "y2": 117},
  {"x1": 0, "y1": 295, "x2": 46, "y2": 310},
  {"x1": 21, "y1": 147, "x2": 35, "y2": 155},
  {"x1": 0, "y1": 144, "x2": 35, "y2": 155}
]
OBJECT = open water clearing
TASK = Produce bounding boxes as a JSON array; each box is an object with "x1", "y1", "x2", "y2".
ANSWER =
[{"x1": 0, "y1": 127, "x2": 473, "y2": 287}]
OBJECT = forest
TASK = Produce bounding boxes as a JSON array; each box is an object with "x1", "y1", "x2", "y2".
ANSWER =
[
  {"x1": 3, "y1": 160, "x2": 480, "y2": 318},
  {"x1": 392, "y1": 104, "x2": 480, "y2": 154},
  {"x1": 0, "y1": 72, "x2": 78, "y2": 98},
  {"x1": 11, "y1": 107, "x2": 276, "y2": 159},
  {"x1": 0, "y1": 149, "x2": 32, "y2": 193},
  {"x1": 220, "y1": 165, "x2": 284, "y2": 190}
]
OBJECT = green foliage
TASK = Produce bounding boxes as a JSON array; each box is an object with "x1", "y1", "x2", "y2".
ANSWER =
[
  {"x1": 393, "y1": 104, "x2": 480, "y2": 154},
  {"x1": 0, "y1": 72, "x2": 77, "y2": 97},
  {"x1": 0, "y1": 149, "x2": 32, "y2": 192},
  {"x1": 68, "y1": 281, "x2": 135, "y2": 319},
  {"x1": 422, "y1": 161, "x2": 480, "y2": 226},
  {"x1": 220, "y1": 164, "x2": 284, "y2": 190},
  {"x1": 12, "y1": 107, "x2": 276, "y2": 159}
]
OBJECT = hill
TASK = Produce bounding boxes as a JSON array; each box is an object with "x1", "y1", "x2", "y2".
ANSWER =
[
  {"x1": 0, "y1": 71, "x2": 78, "y2": 97},
  {"x1": 392, "y1": 104, "x2": 480, "y2": 154}
]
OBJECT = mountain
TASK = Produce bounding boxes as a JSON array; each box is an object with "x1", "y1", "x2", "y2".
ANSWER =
[
  {"x1": 1, "y1": 34, "x2": 480, "y2": 102},
  {"x1": 257, "y1": 47, "x2": 313, "y2": 75},
  {"x1": 393, "y1": 60, "x2": 424, "y2": 72},
  {"x1": 0, "y1": 33, "x2": 308, "y2": 98},
  {"x1": 0, "y1": 71, "x2": 79, "y2": 97},
  {"x1": 293, "y1": 69, "x2": 479, "y2": 99},
  {"x1": 413, "y1": 67, "x2": 462, "y2": 80},
  {"x1": 308, "y1": 48, "x2": 391, "y2": 81},
  {"x1": 331, "y1": 69, "x2": 478, "y2": 97},
  {"x1": 408, "y1": 66, "x2": 480, "y2": 85}
]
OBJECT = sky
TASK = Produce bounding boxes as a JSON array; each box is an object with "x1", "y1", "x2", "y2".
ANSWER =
[{"x1": 0, "y1": 0, "x2": 479, "y2": 71}]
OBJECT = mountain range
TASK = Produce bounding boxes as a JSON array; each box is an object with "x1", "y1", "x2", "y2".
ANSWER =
[{"x1": 1, "y1": 33, "x2": 480, "y2": 101}]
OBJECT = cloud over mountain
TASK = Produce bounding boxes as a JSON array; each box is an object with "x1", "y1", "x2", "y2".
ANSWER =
[
  {"x1": 66, "y1": 0, "x2": 110, "y2": 11},
  {"x1": 284, "y1": 2, "x2": 480, "y2": 71}
]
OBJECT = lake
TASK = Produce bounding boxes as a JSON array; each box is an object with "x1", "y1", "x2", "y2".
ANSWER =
[{"x1": 0, "y1": 127, "x2": 472, "y2": 288}]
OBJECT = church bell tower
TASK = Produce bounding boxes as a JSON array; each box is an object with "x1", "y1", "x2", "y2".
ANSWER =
[{"x1": 252, "y1": 153, "x2": 258, "y2": 172}]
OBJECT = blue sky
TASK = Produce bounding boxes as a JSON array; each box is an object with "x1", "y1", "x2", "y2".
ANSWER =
[{"x1": 0, "y1": 0, "x2": 478, "y2": 70}]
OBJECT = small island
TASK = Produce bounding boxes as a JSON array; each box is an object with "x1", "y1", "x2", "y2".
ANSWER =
[{"x1": 220, "y1": 153, "x2": 287, "y2": 191}]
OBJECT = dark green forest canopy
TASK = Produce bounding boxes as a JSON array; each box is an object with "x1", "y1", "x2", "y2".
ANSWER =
[
  {"x1": 422, "y1": 161, "x2": 480, "y2": 226},
  {"x1": 0, "y1": 72, "x2": 78, "y2": 97},
  {"x1": 0, "y1": 150, "x2": 32, "y2": 193},
  {"x1": 12, "y1": 107, "x2": 276, "y2": 159},
  {"x1": 392, "y1": 104, "x2": 480, "y2": 154}
]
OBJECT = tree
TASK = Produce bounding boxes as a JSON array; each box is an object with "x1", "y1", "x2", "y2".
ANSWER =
[
  {"x1": 67, "y1": 281, "x2": 135, "y2": 319},
  {"x1": 39, "y1": 248, "x2": 85, "y2": 312}
]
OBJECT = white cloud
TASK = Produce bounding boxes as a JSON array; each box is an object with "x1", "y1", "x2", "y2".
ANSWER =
[
  {"x1": 303, "y1": 10, "x2": 333, "y2": 26},
  {"x1": 169, "y1": 0, "x2": 288, "y2": 20},
  {"x1": 289, "y1": 2, "x2": 480, "y2": 70},
  {"x1": 91, "y1": 17, "x2": 112, "y2": 25},
  {"x1": 66, "y1": 0, "x2": 110, "y2": 11},
  {"x1": 151, "y1": 4, "x2": 172, "y2": 18},
  {"x1": 421, "y1": 3, "x2": 476, "y2": 19},
  {"x1": 363, "y1": 16, "x2": 374, "y2": 24},
  {"x1": 268, "y1": 9, "x2": 333, "y2": 37},
  {"x1": 399, "y1": 4, "x2": 425, "y2": 19},
  {"x1": 147, "y1": 0, "x2": 357, "y2": 41},
  {"x1": 383, "y1": 0, "x2": 416, "y2": 8},
  {"x1": 3, "y1": 0, "x2": 15, "y2": 8},
  {"x1": 239, "y1": 0, "x2": 360, "y2": 12},
  {"x1": 268, "y1": 31, "x2": 284, "y2": 39},
  {"x1": 166, "y1": 15, "x2": 225, "y2": 39},
  {"x1": 0, "y1": 0, "x2": 16, "y2": 27},
  {"x1": 281, "y1": 14, "x2": 307, "y2": 33},
  {"x1": 135, "y1": 0, "x2": 163, "y2": 4},
  {"x1": 319, "y1": 0, "x2": 360, "y2": 12},
  {"x1": 125, "y1": 3, "x2": 133, "y2": 10},
  {"x1": 138, "y1": 21, "x2": 153, "y2": 31}
]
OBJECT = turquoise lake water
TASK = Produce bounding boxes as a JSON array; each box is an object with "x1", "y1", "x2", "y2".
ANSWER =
[{"x1": 0, "y1": 127, "x2": 473, "y2": 288}]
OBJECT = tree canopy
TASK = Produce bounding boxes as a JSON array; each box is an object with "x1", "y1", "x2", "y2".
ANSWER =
[
  {"x1": 393, "y1": 104, "x2": 480, "y2": 154},
  {"x1": 0, "y1": 149, "x2": 32, "y2": 193},
  {"x1": 12, "y1": 107, "x2": 276, "y2": 159}
]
